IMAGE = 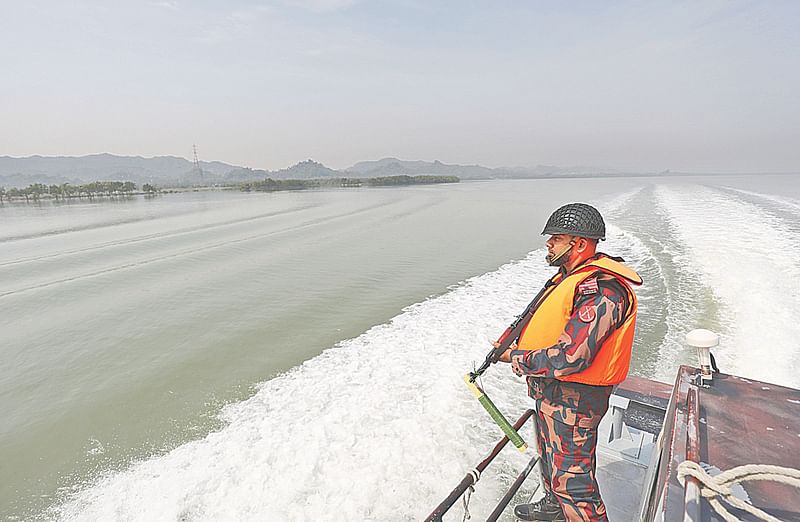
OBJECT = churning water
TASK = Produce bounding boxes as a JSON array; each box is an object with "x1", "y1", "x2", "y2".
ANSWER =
[{"x1": 1, "y1": 176, "x2": 799, "y2": 520}]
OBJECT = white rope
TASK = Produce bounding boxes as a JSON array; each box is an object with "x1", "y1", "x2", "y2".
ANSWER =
[
  {"x1": 677, "y1": 460, "x2": 800, "y2": 522},
  {"x1": 461, "y1": 468, "x2": 481, "y2": 522},
  {"x1": 461, "y1": 485, "x2": 474, "y2": 521}
]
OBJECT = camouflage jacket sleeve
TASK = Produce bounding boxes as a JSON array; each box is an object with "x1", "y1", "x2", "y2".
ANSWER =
[{"x1": 509, "y1": 274, "x2": 629, "y2": 378}]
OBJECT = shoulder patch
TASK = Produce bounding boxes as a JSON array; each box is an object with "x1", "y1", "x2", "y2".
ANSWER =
[
  {"x1": 577, "y1": 277, "x2": 599, "y2": 295},
  {"x1": 577, "y1": 304, "x2": 597, "y2": 323}
]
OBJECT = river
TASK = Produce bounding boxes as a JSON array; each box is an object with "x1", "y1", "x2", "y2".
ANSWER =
[{"x1": 1, "y1": 175, "x2": 799, "y2": 520}]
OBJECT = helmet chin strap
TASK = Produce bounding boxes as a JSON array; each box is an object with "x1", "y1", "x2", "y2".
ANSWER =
[{"x1": 547, "y1": 239, "x2": 576, "y2": 266}]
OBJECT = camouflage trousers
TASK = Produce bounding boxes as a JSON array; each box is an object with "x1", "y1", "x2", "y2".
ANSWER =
[{"x1": 536, "y1": 409, "x2": 608, "y2": 521}]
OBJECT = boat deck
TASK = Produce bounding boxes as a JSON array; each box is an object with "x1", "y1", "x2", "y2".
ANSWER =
[
  {"x1": 652, "y1": 366, "x2": 800, "y2": 522},
  {"x1": 599, "y1": 376, "x2": 671, "y2": 521},
  {"x1": 517, "y1": 426, "x2": 654, "y2": 522},
  {"x1": 598, "y1": 446, "x2": 649, "y2": 521},
  {"x1": 599, "y1": 368, "x2": 800, "y2": 521},
  {"x1": 429, "y1": 370, "x2": 800, "y2": 521},
  {"x1": 523, "y1": 375, "x2": 672, "y2": 520}
]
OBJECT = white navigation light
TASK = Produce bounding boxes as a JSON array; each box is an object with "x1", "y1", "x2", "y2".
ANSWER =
[{"x1": 686, "y1": 329, "x2": 719, "y2": 384}]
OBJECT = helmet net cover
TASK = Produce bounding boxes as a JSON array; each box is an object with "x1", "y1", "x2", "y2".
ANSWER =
[{"x1": 541, "y1": 203, "x2": 606, "y2": 240}]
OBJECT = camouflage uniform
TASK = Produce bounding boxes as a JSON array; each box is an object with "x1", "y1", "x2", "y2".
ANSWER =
[{"x1": 510, "y1": 269, "x2": 630, "y2": 522}]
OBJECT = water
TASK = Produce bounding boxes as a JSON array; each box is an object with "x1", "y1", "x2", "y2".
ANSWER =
[{"x1": 1, "y1": 176, "x2": 799, "y2": 520}]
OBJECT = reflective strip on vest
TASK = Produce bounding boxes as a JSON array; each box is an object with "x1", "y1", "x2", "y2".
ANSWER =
[{"x1": 517, "y1": 256, "x2": 641, "y2": 386}]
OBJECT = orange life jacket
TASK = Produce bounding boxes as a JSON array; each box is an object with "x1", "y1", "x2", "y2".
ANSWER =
[{"x1": 517, "y1": 255, "x2": 642, "y2": 386}]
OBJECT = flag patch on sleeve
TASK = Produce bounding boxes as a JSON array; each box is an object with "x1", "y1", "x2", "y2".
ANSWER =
[{"x1": 578, "y1": 277, "x2": 599, "y2": 295}]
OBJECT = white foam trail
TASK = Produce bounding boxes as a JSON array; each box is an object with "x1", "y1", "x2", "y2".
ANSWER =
[
  {"x1": 604, "y1": 224, "x2": 658, "y2": 293},
  {"x1": 721, "y1": 187, "x2": 800, "y2": 213},
  {"x1": 603, "y1": 223, "x2": 673, "y2": 364},
  {"x1": 633, "y1": 190, "x2": 708, "y2": 381},
  {"x1": 601, "y1": 189, "x2": 664, "y2": 350},
  {"x1": 53, "y1": 253, "x2": 557, "y2": 521},
  {"x1": 656, "y1": 185, "x2": 800, "y2": 388},
  {"x1": 597, "y1": 192, "x2": 685, "y2": 382},
  {"x1": 600, "y1": 186, "x2": 645, "y2": 217},
  {"x1": 603, "y1": 224, "x2": 658, "y2": 317}
]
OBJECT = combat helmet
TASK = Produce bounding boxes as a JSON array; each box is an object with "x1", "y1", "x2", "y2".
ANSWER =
[{"x1": 542, "y1": 203, "x2": 605, "y2": 240}]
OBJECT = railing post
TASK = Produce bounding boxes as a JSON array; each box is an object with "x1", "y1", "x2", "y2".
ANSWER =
[{"x1": 683, "y1": 385, "x2": 702, "y2": 522}]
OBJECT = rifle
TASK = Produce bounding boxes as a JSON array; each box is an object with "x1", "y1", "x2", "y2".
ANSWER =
[
  {"x1": 464, "y1": 276, "x2": 556, "y2": 453},
  {"x1": 469, "y1": 277, "x2": 556, "y2": 381}
]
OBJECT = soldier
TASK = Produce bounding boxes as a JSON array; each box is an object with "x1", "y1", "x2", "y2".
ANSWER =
[{"x1": 497, "y1": 203, "x2": 642, "y2": 521}]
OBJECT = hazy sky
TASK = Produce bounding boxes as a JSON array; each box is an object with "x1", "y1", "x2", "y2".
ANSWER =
[{"x1": 1, "y1": 1, "x2": 798, "y2": 172}]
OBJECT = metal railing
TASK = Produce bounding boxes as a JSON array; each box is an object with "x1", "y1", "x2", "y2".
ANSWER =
[
  {"x1": 425, "y1": 409, "x2": 542, "y2": 522},
  {"x1": 683, "y1": 384, "x2": 702, "y2": 521}
]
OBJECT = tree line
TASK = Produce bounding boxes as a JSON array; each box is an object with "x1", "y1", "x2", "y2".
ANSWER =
[
  {"x1": 0, "y1": 181, "x2": 158, "y2": 202},
  {"x1": 367, "y1": 175, "x2": 460, "y2": 186},
  {"x1": 240, "y1": 175, "x2": 459, "y2": 192}
]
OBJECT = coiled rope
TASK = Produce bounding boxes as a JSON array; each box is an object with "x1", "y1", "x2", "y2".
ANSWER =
[{"x1": 677, "y1": 461, "x2": 800, "y2": 522}]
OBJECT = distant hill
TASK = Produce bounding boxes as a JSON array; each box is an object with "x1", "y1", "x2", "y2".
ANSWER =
[
  {"x1": 0, "y1": 155, "x2": 347, "y2": 188},
  {"x1": 272, "y1": 159, "x2": 339, "y2": 179},
  {"x1": 0, "y1": 153, "x2": 655, "y2": 189},
  {"x1": 344, "y1": 158, "x2": 633, "y2": 179},
  {"x1": 0, "y1": 154, "x2": 238, "y2": 187},
  {"x1": 346, "y1": 158, "x2": 496, "y2": 179}
]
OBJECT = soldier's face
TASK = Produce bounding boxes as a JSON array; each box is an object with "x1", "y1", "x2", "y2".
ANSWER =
[{"x1": 545, "y1": 234, "x2": 574, "y2": 266}]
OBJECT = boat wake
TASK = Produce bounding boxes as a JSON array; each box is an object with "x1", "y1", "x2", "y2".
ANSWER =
[{"x1": 655, "y1": 184, "x2": 800, "y2": 388}]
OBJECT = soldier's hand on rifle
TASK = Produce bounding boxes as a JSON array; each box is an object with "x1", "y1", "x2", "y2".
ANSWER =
[
  {"x1": 494, "y1": 341, "x2": 517, "y2": 363},
  {"x1": 510, "y1": 354, "x2": 525, "y2": 376}
]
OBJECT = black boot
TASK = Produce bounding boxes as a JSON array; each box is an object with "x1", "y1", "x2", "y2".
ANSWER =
[{"x1": 514, "y1": 491, "x2": 566, "y2": 521}]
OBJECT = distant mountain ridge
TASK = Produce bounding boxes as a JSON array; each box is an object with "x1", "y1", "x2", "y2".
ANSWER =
[
  {"x1": 345, "y1": 158, "x2": 633, "y2": 179},
  {"x1": 274, "y1": 159, "x2": 339, "y2": 179},
  {"x1": 0, "y1": 155, "x2": 348, "y2": 187},
  {"x1": 0, "y1": 154, "x2": 238, "y2": 187},
  {"x1": 346, "y1": 158, "x2": 496, "y2": 179},
  {"x1": 0, "y1": 153, "x2": 644, "y2": 188}
]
